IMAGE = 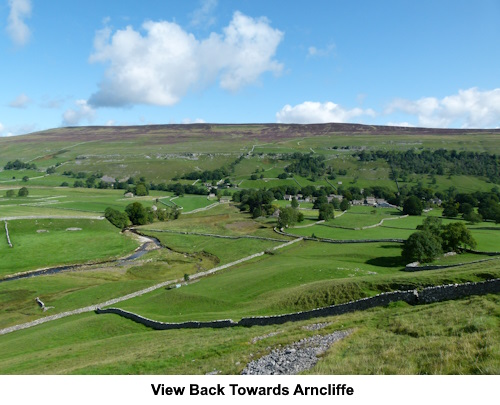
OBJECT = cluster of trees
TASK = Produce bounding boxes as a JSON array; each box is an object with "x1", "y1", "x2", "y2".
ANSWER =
[
  {"x1": 150, "y1": 182, "x2": 209, "y2": 196},
  {"x1": 4, "y1": 187, "x2": 29, "y2": 198},
  {"x1": 402, "y1": 217, "x2": 477, "y2": 263},
  {"x1": 105, "y1": 202, "x2": 180, "y2": 229},
  {"x1": 4, "y1": 160, "x2": 37, "y2": 170},
  {"x1": 233, "y1": 189, "x2": 276, "y2": 218},
  {"x1": 357, "y1": 149, "x2": 500, "y2": 183},
  {"x1": 283, "y1": 153, "x2": 327, "y2": 177},
  {"x1": 439, "y1": 190, "x2": 500, "y2": 223}
]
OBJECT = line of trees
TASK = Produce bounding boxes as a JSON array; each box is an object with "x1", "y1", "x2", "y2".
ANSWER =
[
  {"x1": 357, "y1": 149, "x2": 500, "y2": 183},
  {"x1": 4, "y1": 160, "x2": 37, "y2": 170},
  {"x1": 105, "y1": 202, "x2": 180, "y2": 229}
]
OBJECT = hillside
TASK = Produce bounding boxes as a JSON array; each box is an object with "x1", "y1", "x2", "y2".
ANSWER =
[{"x1": 0, "y1": 122, "x2": 499, "y2": 375}]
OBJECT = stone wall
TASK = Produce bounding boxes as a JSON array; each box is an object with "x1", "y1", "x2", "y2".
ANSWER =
[
  {"x1": 4, "y1": 221, "x2": 12, "y2": 248},
  {"x1": 274, "y1": 227, "x2": 404, "y2": 244},
  {"x1": 405, "y1": 257, "x2": 500, "y2": 271},
  {"x1": 96, "y1": 278, "x2": 500, "y2": 330}
]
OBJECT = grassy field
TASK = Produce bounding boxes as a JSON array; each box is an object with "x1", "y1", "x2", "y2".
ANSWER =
[
  {"x1": 0, "y1": 123, "x2": 498, "y2": 375},
  {"x1": 0, "y1": 218, "x2": 139, "y2": 276}
]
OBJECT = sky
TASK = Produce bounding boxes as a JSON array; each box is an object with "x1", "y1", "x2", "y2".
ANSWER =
[{"x1": 1, "y1": 0, "x2": 500, "y2": 137}]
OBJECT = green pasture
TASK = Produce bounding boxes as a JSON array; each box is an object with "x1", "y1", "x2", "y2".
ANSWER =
[
  {"x1": 0, "y1": 218, "x2": 139, "y2": 277},
  {"x1": 331, "y1": 206, "x2": 403, "y2": 228},
  {"x1": 140, "y1": 231, "x2": 281, "y2": 265},
  {"x1": 0, "y1": 246, "x2": 217, "y2": 329},
  {"x1": 0, "y1": 187, "x2": 167, "y2": 217},
  {"x1": 0, "y1": 262, "x2": 497, "y2": 374},
  {"x1": 0, "y1": 244, "x2": 497, "y2": 375},
  {"x1": 141, "y1": 204, "x2": 280, "y2": 239},
  {"x1": 113, "y1": 240, "x2": 405, "y2": 323},
  {"x1": 164, "y1": 195, "x2": 215, "y2": 212}
]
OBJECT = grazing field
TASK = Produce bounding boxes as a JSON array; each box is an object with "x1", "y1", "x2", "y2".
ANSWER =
[
  {"x1": 0, "y1": 123, "x2": 499, "y2": 375},
  {"x1": 0, "y1": 219, "x2": 139, "y2": 276}
]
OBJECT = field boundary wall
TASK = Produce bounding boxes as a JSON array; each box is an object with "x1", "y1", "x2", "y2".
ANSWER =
[{"x1": 95, "y1": 278, "x2": 500, "y2": 330}]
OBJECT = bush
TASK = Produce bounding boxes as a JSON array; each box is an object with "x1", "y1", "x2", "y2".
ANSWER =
[
  {"x1": 17, "y1": 187, "x2": 29, "y2": 197},
  {"x1": 104, "y1": 207, "x2": 129, "y2": 229}
]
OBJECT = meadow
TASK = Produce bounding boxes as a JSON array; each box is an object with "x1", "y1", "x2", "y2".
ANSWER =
[{"x1": 0, "y1": 123, "x2": 499, "y2": 375}]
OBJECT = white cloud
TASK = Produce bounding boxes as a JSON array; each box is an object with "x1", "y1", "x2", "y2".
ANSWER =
[
  {"x1": 6, "y1": 0, "x2": 32, "y2": 46},
  {"x1": 189, "y1": 0, "x2": 218, "y2": 28},
  {"x1": 181, "y1": 118, "x2": 206, "y2": 124},
  {"x1": 276, "y1": 101, "x2": 375, "y2": 124},
  {"x1": 386, "y1": 122, "x2": 415, "y2": 127},
  {"x1": 307, "y1": 43, "x2": 335, "y2": 57},
  {"x1": 0, "y1": 123, "x2": 36, "y2": 136},
  {"x1": 9, "y1": 93, "x2": 31, "y2": 108},
  {"x1": 387, "y1": 88, "x2": 500, "y2": 128},
  {"x1": 62, "y1": 100, "x2": 96, "y2": 126},
  {"x1": 88, "y1": 11, "x2": 284, "y2": 107}
]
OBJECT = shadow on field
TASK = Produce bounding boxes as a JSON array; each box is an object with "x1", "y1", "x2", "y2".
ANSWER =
[{"x1": 365, "y1": 255, "x2": 406, "y2": 268}]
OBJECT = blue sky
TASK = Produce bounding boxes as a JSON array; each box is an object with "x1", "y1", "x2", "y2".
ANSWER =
[{"x1": 1, "y1": 0, "x2": 500, "y2": 136}]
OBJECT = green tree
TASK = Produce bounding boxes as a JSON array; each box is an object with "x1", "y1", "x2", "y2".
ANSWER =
[
  {"x1": 416, "y1": 216, "x2": 442, "y2": 235},
  {"x1": 125, "y1": 202, "x2": 150, "y2": 225},
  {"x1": 403, "y1": 196, "x2": 423, "y2": 216},
  {"x1": 318, "y1": 203, "x2": 334, "y2": 220},
  {"x1": 291, "y1": 197, "x2": 299, "y2": 209},
  {"x1": 17, "y1": 187, "x2": 29, "y2": 197},
  {"x1": 401, "y1": 231, "x2": 443, "y2": 263},
  {"x1": 440, "y1": 222, "x2": 477, "y2": 252},
  {"x1": 104, "y1": 207, "x2": 129, "y2": 229},
  {"x1": 463, "y1": 211, "x2": 482, "y2": 224},
  {"x1": 278, "y1": 207, "x2": 300, "y2": 228},
  {"x1": 5, "y1": 189, "x2": 15, "y2": 198},
  {"x1": 135, "y1": 183, "x2": 149, "y2": 196},
  {"x1": 339, "y1": 199, "x2": 350, "y2": 211},
  {"x1": 442, "y1": 200, "x2": 459, "y2": 218}
]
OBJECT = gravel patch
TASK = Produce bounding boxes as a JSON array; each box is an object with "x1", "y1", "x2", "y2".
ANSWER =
[{"x1": 241, "y1": 330, "x2": 351, "y2": 375}]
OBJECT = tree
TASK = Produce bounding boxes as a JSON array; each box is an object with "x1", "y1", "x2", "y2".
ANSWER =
[
  {"x1": 291, "y1": 197, "x2": 299, "y2": 209},
  {"x1": 442, "y1": 200, "x2": 459, "y2": 218},
  {"x1": 401, "y1": 231, "x2": 443, "y2": 263},
  {"x1": 340, "y1": 199, "x2": 350, "y2": 211},
  {"x1": 463, "y1": 211, "x2": 482, "y2": 224},
  {"x1": 278, "y1": 207, "x2": 301, "y2": 228},
  {"x1": 478, "y1": 198, "x2": 500, "y2": 223},
  {"x1": 440, "y1": 222, "x2": 477, "y2": 252},
  {"x1": 125, "y1": 202, "x2": 150, "y2": 225},
  {"x1": 417, "y1": 216, "x2": 442, "y2": 235},
  {"x1": 104, "y1": 207, "x2": 129, "y2": 229},
  {"x1": 318, "y1": 203, "x2": 334, "y2": 220},
  {"x1": 18, "y1": 187, "x2": 29, "y2": 197},
  {"x1": 135, "y1": 183, "x2": 149, "y2": 196},
  {"x1": 403, "y1": 196, "x2": 423, "y2": 216},
  {"x1": 22, "y1": 176, "x2": 29, "y2": 182},
  {"x1": 5, "y1": 189, "x2": 15, "y2": 198}
]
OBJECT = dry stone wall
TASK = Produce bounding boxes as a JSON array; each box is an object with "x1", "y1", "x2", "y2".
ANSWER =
[
  {"x1": 274, "y1": 227, "x2": 404, "y2": 244},
  {"x1": 96, "y1": 278, "x2": 500, "y2": 330}
]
